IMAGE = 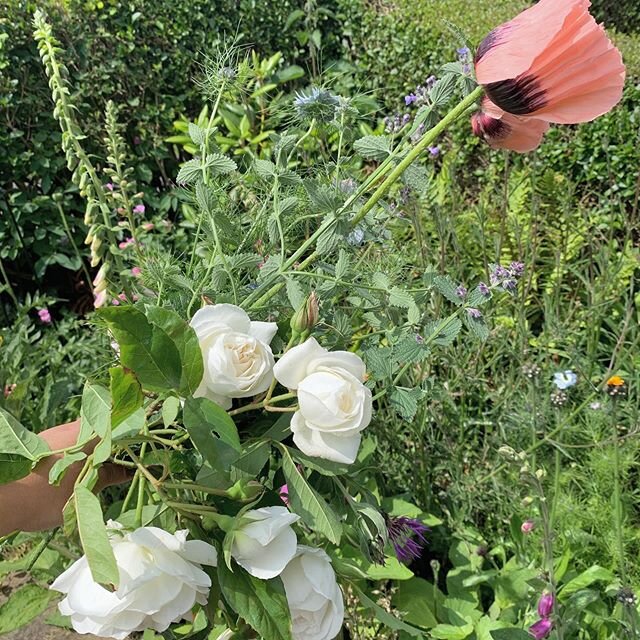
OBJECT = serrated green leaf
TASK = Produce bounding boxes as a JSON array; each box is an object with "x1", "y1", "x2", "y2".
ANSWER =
[
  {"x1": 74, "y1": 486, "x2": 119, "y2": 586},
  {"x1": 390, "y1": 387, "x2": 422, "y2": 420},
  {"x1": 464, "y1": 312, "x2": 490, "y2": 341},
  {"x1": 425, "y1": 317, "x2": 462, "y2": 347},
  {"x1": 218, "y1": 561, "x2": 293, "y2": 640},
  {"x1": 254, "y1": 158, "x2": 276, "y2": 178},
  {"x1": 206, "y1": 153, "x2": 236, "y2": 176},
  {"x1": 363, "y1": 346, "x2": 393, "y2": 380},
  {"x1": 354, "y1": 134, "x2": 392, "y2": 161},
  {"x1": 335, "y1": 249, "x2": 350, "y2": 279},
  {"x1": 281, "y1": 446, "x2": 342, "y2": 544},
  {"x1": 285, "y1": 277, "x2": 306, "y2": 311},
  {"x1": 389, "y1": 287, "x2": 415, "y2": 309},
  {"x1": 434, "y1": 275, "x2": 464, "y2": 306},
  {"x1": 176, "y1": 158, "x2": 202, "y2": 185},
  {"x1": 188, "y1": 122, "x2": 206, "y2": 146}
]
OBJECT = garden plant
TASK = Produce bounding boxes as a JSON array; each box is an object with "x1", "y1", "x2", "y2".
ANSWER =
[{"x1": 0, "y1": 1, "x2": 639, "y2": 639}]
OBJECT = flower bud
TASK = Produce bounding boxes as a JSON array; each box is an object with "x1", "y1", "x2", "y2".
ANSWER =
[
  {"x1": 537, "y1": 592, "x2": 555, "y2": 618},
  {"x1": 290, "y1": 291, "x2": 319, "y2": 336},
  {"x1": 521, "y1": 519, "x2": 535, "y2": 534}
]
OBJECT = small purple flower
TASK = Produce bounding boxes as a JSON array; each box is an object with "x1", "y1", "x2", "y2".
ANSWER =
[
  {"x1": 133, "y1": 136, "x2": 141, "y2": 145},
  {"x1": 467, "y1": 308, "x2": 482, "y2": 319},
  {"x1": 478, "y1": 282, "x2": 490, "y2": 296},
  {"x1": 510, "y1": 261, "x2": 525, "y2": 276},
  {"x1": 456, "y1": 285, "x2": 467, "y2": 299},
  {"x1": 537, "y1": 593, "x2": 555, "y2": 618},
  {"x1": 428, "y1": 146, "x2": 440, "y2": 158},
  {"x1": 386, "y1": 516, "x2": 429, "y2": 564},
  {"x1": 529, "y1": 618, "x2": 553, "y2": 640},
  {"x1": 133, "y1": 204, "x2": 145, "y2": 214},
  {"x1": 457, "y1": 47, "x2": 471, "y2": 61},
  {"x1": 37, "y1": 308, "x2": 52, "y2": 324},
  {"x1": 105, "y1": 182, "x2": 114, "y2": 192},
  {"x1": 405, "y1": 93, "x2": 417, "y2": 105},
  {"x1": 426, "y1": 75, "x2": 437, "y2": 90}
]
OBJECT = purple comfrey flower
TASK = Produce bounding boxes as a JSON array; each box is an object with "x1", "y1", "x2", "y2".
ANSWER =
[
  {"x1": 467, "y1": 308, "x2": 482, "y2": 319},
  {"x1": 537, "y1": 593, "x2": 555, "y2": 618},
  {"x1": 456, "y1": 285, "x2": 467, "y2": 299},
  {"x1": 37, "y1": 308, "x2": 52, "y2": 324},
  {"x1": 478, "y1": 282, "x2": 490, "y2": 296},
  {"x1": 386, "y1": 516, "x2": 429, "y2": 564},
  {"x1": 133, "y1": 204, "x2": 145, "y2": 214},
  {"x1": 529, "y1": 618, "x2": 553, "y2": 640},
  {"x1": 405, "y1": 93, "x2": 417, "y2": 105}
]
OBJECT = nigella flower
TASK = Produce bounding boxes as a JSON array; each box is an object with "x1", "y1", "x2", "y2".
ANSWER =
[
  {"x1": 553, "y1": 370, "x2": 577, "y2": 390},
  {"x1": 472, "y1": 0, "x2": 625, "y2": 153},
  {"x1": 293, "y1": 87, "x2": 340, "y2": 123},
  {"x1": 386, "y1": 516, "x2": 429, "y2": 564}
]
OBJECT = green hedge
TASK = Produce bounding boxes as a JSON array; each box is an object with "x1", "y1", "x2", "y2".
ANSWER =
[
  {"x1": 591, "y1": 0, "x2": 640, "y2": 35},
  {"x1": 0, "y1": 0, "x2": 338, "y2": 287}
]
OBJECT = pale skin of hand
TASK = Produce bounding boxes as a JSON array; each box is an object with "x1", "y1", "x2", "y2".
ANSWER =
[{"x1": 0, "y1": 420, "x2": 130, "y2": 536}]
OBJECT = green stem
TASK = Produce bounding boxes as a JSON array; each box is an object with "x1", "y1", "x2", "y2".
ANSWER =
[
  {"x1": 242, "y1": 86, "x2": 483, "y2": 311},
  {"x1": 55, "y1": 201, "x2": 93, "y2": 287},
  {"x1": 134, "y1": 442, "x2": 148, "y2": 528},
  {"x1": 611, "y1": 401, "x2": 627, "y2": 584},
  {"x1": 0, "y1": 258, "x2": 18, "y2": 307}
]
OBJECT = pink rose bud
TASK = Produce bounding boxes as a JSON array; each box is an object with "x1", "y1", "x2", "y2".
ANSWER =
[
  {"x1": 521, "y1": 519, "x2": 535, "y2": 534},
  {"x1": 37, "y1": 308, "x2": 52, "y2": 324},
  {"x1": 537, "y1": 592, "x2": 555, "y2": 618}
]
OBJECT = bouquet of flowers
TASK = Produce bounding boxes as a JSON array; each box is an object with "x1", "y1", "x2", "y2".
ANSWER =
[{"x1": 0, "y1": 2, "x2": 624, "y2": 638}]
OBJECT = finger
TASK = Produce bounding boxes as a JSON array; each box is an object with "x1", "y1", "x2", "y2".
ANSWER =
[{"x1": 96, "y1": 464, "x2": 134, "y2": 492}]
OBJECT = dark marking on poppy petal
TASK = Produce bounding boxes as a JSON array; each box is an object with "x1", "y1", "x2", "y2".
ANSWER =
[
  {"x1": 475, "y1": 28, "x2": 504, "y2": 64},
  {"x1": 484, "y1": 75, "x2": 547, "y2": 115},
  {"x1": 472, "y1": 112, "x2": 511, "y2": 142}
]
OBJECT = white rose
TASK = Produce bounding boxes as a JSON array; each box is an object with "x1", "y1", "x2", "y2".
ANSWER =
[
  {"x1": 50, "y1": 526, "x2": 218, "y2": 640},
  {"x1": 273, "y1": 338, "x2": 372, "y2": 463},
  {"x1": 231, "y1": 506, "x2": 300, "y2": 579},
  {"x1": 190, "y1": 304, "x2": 278, "y2": 409},
  {"x1": 281, "y1": 545, "x2": 344, "y2": 640}
]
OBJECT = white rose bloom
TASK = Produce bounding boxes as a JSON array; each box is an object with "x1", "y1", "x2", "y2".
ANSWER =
[
  {"x1": 273, "y1": 338, "x2": 372, "y2": 463},
  {"x1": 50, "y1": 526, "x2": 218, "y2": 640},
  {"x1": 281, "y1": 545, "x2": 344, "y2": 640},
  {"x1": 190, "y1": 304, "x2": 278, "y2": 409},
  {"x1": 231, "y1": 506, "x2": 300, "y2": 579}
]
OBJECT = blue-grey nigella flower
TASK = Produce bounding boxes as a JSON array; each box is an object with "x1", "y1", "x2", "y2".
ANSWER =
[{"x1": 293, "y1": 88, "x2": 341, "y2": 123}]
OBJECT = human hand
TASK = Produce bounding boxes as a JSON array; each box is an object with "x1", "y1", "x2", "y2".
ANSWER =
[{"x1": 0, "y1": 419, "x2": 130, "y2": 535}]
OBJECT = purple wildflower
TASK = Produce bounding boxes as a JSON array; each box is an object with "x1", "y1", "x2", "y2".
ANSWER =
[
  {"x1": 428, "y1": 146, "x2": 440, "y2": 158},
  {"x1": 467, "y1": 308, "x2": 482, "y2": 319},
  {"x1": 456, "y1": 285, "x2": 467, "y2": 299},
  {"x1": 510, "y1": 261, "x2": 525, "y2": 276},
  {"x1": 521, "y1": 519, "x2": 535, "y2": 534},
  {"x1": 529, "y1": 618, "x2": 553, "y2": 640},
  {"x1": 405, "y1": 93, "x2": 417, "y2": 105},
  {"x1": 426, "y1": 75, "x2": 437, "y2": 90},
  {"x1": 105, "y1": 182, "x2": 114, "y2": 192},
  {"x1": 386, "y1": 516, "x2": 429, "y2": 564},
  {"x1": 37, "y1": 308, "x2": 52, "y2": 324},
  {"x1": 537, "y1": 593, "x2": 555, "y2": 618},
  {"x1": 478, "y1": 282, "x2": 490, "y2": 296},
  {"x1": 457, "y1": 46, "x2": 471, "y2": 59}
]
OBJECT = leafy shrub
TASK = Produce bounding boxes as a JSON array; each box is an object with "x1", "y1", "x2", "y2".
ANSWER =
[{"x1": 591, "y1": 0, "x2": 640, "y2": 35}]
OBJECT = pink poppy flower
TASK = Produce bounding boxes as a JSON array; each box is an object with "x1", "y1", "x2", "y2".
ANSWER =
[{"x1": 472, "y1": 0, "x2": 625, "y2": 152}]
